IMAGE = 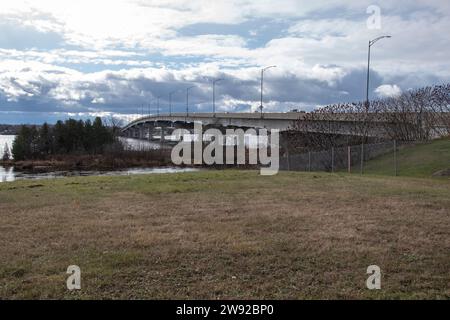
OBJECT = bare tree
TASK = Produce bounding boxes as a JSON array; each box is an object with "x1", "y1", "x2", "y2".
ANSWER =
[
  {"x1": 105, "y1": 115, "x2": 125, "y2": 137},
  {"x1": 292, "y1": 83, "x2": 450, "y2": 152}
]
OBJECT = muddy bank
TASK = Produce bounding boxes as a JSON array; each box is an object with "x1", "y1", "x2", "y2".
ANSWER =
[
  {"x1": 0, "y1": 153, "x2": 183, "y2": 173},
  {"x1": 0, "y1": 149, "x2": 261, "y2": 173}
]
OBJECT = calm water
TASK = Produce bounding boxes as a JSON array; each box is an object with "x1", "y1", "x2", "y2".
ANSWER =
[{"x1": 0, "y1": 166, "x2": 199, "y2": 183}]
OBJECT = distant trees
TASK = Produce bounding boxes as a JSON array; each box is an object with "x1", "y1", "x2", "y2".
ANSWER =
[
  {"x1": 12, "y1": 117, "x2": 115, "y2": 160},
  {"x1": 11, "y1": 126, "x2": 38, "y2": 161}
]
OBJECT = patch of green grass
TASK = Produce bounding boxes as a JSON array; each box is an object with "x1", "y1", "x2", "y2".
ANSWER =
[{"x1": 358, "y1": 138, "x2": 450, "y2": 178}]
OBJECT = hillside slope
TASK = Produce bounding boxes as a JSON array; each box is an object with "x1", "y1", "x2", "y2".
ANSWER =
[{"x1": 361, "y1": 138, "x2": 450, "y2": 178}]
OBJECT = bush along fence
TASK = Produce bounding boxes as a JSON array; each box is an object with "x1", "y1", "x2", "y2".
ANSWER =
[{"x1": 279, "y1": 140, "x2": 414, "y2": 175}]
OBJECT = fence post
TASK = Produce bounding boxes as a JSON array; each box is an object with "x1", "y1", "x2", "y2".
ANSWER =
[
  {"x1": 360, "y1": 143, "x2": 364, "y2": 174},
  {"x1": 308, "y1": 151, "x2": 311, "y2": 172},
  {"x1": 160, "y1": 125, "x2": 165, "y2": 153},
  {"x1": 331, "y1": 147, "x2": 334, "y2": 173},
  {"x1": 394, "y1": 140, "x2": 397, "y2": 176},
  {"x1": 283, "y1": 137, "x2": 291, "y2": 171},
  {"x1": 286, "y1": 147, "x2": 291, "y2": 171},
  {"x1": 348, "y1": 146, "x2": 351, "y2": 173}
]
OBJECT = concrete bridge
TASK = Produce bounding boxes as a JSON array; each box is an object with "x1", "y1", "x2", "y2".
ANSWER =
[
  {"x1": 121, "y1": 111, "x2": 444, "y2": 141},
  {"x1": 121, "y1": 112, "x2": 393, "y2": 140},
  {"x1": 123, "y1": 112, "x2": 299, "y2": 132}
]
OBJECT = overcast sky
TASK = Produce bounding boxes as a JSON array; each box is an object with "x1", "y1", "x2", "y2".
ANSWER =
[{"x1": 0, "y1": 0, "x2": 449, "y2": 124}]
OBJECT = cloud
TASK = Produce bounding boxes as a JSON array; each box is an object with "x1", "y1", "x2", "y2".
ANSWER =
[
  {"x1": 375, "y1": 84, "x2": 402, "y2": 98},
  {"x1": 1, "y1": 0, "x2": 450, "y2": 123},
  {"x1": 0, "y1": 58, "x2": 383, "y2": 117}
]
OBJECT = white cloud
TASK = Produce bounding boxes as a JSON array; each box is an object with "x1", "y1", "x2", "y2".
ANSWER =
[
  {"x1": 0, "y1": 48, "x2": 152, "y2": 67},
  {"x1": 1, "y1": 0, "x2": 450, "y2": 121},
  {"x1": 375, "y1": 84, "x2": 402, "y2": 98}
]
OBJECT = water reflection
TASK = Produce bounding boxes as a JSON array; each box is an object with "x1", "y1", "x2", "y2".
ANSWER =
[
  {"x1": 0, "y1": 166, "x2": 14, "y2": 182},
  {"x1": 0, "y1": 166, "x2": 199, "y2": 183}
]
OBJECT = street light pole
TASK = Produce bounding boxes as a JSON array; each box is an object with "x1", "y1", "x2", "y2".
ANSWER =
[
  {"x1": 213, "y1": 78, "x2": 223, "y2": 116},
  {"x1": 169, "y1": 91, "x2": 176, "y2": 116},
  {"x1": 186, "y1": 86, "x2": 195, "y2": 116},
  {"x1": 260, "y1": 65, "x2": 276, "y2": 117},
  {"x1": 157, "y1": 96, "x2": 160, "y2": 116},
  {"x1": 366, "y1": 35, "x2": 391, "y2": 110}
]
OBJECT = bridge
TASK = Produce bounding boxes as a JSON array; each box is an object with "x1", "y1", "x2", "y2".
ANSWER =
[
  {"x1": 123, "y1": 112, "x2": 301, "y2": 133},
  {"x1": 121, "y1": 112, "x2": 389, "y2": 139},
  {"x1": 121, "y1": 111, "x2": 445, "y2": 141}
]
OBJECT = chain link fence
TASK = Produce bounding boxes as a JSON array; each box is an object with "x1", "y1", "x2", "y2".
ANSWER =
[{"x1": 280, "y1": 140, "x2": 415, "y2": 175}]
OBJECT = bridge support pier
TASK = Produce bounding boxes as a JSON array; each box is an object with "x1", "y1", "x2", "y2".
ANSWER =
[{"x1": 160, "y1": 125, "x2": 165, "y2": 149}]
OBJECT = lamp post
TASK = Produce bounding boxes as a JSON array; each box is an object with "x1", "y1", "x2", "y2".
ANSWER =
[
  {"x1": 260, "y1": 65, "x2": 276, "y2": 117},
  {"x1": 186, "y1": 86, "x2": 195, "y2": 116},
  {"x1": 169, "y1": 91, "x2": 176, "y2": 116},
  {"x1": 156, "y1": 96, "x2": 161, "y2": 116},
  {"x1": 366, "y1": 35, "x2": 391, "y2": 110},
  {"x1": 212, "y1": 78, "x2": 223, "y2": 116}
]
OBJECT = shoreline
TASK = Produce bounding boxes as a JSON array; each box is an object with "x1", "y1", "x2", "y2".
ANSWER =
[
  {"x1": 0, "y1": 154, "x2": 180, "y2": 173},
  {"x1": 0, "y1": 155, "x2": 257, "y2": 174}
]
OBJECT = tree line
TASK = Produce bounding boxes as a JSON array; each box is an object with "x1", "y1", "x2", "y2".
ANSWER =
[{"x1": 11, "y1": 117, "x2": 115, "y2": 160}]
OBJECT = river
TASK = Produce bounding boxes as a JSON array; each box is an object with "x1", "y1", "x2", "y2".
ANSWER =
[
  {"x1": 0, "y1": 166, "x2": 199, "y2": 183},
  {"x1": 0, "y1": 135, "x2": 200, "y2": 183}
]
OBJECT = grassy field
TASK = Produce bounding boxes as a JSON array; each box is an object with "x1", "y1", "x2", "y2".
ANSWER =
[
  {"x1": 0, "y1": 170, "x2": 449, "y2": 299},
  {"x1": 358, "y1": 138, "x2": 450, "y2": 178}
]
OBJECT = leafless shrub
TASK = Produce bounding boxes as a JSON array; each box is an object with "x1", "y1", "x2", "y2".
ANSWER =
[
  {"x1": 104, "y1": 115, "x2": 125, "y2": 137},
  {"x1": 292, "y1": 84, "x2": 450, "y2": 151}
]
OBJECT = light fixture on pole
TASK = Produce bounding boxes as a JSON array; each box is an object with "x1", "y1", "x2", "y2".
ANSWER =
[
  {"x1": 212, "y1": 78, "x2": 224, "y2": 116},
  {"x1": 186, "y1": 86, "x2": 195, "y2": 116},
  {"x1": 157, "y1": 96, "x2": 161, "y2": 116},
  {"x1": 169, "y1": 91, "x2": 176, "y2": 116},
  {"x1": 260, "y1": 65, "x2": 276, "y2": 117},
  {"x1": 366, "y1": 35, "x2": 391, "y2": 110}
]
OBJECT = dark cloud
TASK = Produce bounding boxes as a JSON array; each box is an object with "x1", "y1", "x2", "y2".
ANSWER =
[{"x1": 0, "y1": 63, "x2": 387, "y2": 121}]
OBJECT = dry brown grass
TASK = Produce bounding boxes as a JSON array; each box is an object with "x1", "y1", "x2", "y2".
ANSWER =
[{"x1": 0, "y1": 170, "x2": 449, "y2": 299}]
